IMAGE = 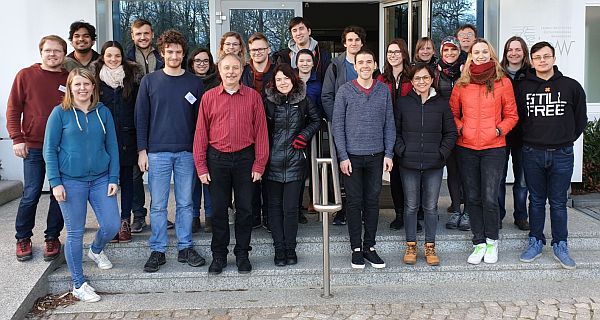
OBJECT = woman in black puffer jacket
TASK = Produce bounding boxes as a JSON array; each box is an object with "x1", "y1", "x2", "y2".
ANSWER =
[{"x1": 264, "y1": 64, "x2": 321, "y2": 267}]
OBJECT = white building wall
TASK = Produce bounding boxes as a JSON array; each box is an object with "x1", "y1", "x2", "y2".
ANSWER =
[{"x1": 0, "y1": 0, "x2": 96, "y2": 181}]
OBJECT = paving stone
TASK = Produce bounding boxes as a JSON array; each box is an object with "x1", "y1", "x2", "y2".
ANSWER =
[
  {"x1": 577, "y1": 304, "x2": 592, "y2": 310},
  {"x1": 541, "y1": 299, "x2": 560, "y2": 305},
  {"x1": 558, "y1": 311, "x2": 575, "y2": 319},
  {"x1": 190, "y1": 309, "x2": 210, "y2": 316},
  {"x1": 172, "y1": 310, "x2": 191, "y2": 318},
  {"x1": 75, "y1": 314, "x2": 95, "y2": 319},
  {"x1": 109, "y1": 311, "x2": 125, "y2": 319},
  {"x1": 123, "y1": 311, "x2": 141, "y2": 319},
  {"x1": 93, "y1": 313, "x2": 112, "y2": 319},
  {"x1": 280, "y1": 313, "x2": 298, "y2": 318}
]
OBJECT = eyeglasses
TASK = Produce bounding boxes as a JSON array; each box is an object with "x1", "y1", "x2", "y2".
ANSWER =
[
  {"x1": 457, "y1": 32, "x2": 475, "y2": 39},
  {"x1": 412, "y1": 75, "x2": 432, "y2": 83},
  {"x1": 224, "y1": 42, "x2": 240, "y2": 47},
  {"x1": 531, "y1": 54, "x2": 554, "y2": 61},
  {"x1": 250, "y1": 47, "x2": 268, "y2": 54},
  {"x1": 193, "y1": 59, "x2": 210, "y2": 65},
  {"x1": 387, "y1": 50, "x2": 402, "y2": 56}
]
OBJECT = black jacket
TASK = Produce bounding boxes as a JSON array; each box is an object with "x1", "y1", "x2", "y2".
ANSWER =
[
  {"x1": 241, "y1": 60, "x2": 277, "y2": 98},
  {"x1": 264, "y1": 82, "x2": 322, "y2": 183},
  {"x1": 515, "y1": 66, "x2": 588, "y2": 149},
  {"x1": 274, "y1": 45, "x2": 331, "y2": 83},
  {"x1": 504, "y1": 67, "x2": 527, "y2": 148},
  {"x1": 200, "y1": 71, "x2": 220, "y2": 91},
  {"x1": 394, "y1": 89, "x2": 457, "y2": 170}
]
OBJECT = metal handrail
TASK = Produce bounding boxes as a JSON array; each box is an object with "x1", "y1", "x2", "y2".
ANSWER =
[{"x1": 310, "y1": 120, "x2": 342, "y2": 298}]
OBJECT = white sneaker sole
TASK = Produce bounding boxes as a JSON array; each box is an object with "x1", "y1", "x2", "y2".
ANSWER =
[
  {"x1": 366, "y1": 260, "x2": 386, "y2": 269},
  {"x1": 519, "y1": 252, "x2": 542, "y2": 263},
  {"x1": 467, "y1": 255, "x2": 484, "y2": 265},
  {"x1": 351, "y1": 263, "x2": 365, "y2": 269},
  {"x1": 483, "y1": 256, "x2": 498, "y2": 264},
  {"x1": 554, "y1": 255, "x2": 576, "y2": 270}
]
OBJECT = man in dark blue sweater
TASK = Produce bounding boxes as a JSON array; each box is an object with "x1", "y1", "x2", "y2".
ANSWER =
[{"x1": 135, "y1": 29, "x2": 205, "y2": 273}]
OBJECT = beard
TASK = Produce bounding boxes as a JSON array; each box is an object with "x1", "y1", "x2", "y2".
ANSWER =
[{"x1": 75, "y1": 47, "x2": 92, "y2": 54}]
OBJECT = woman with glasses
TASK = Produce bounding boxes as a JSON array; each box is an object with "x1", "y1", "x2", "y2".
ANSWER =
[
  {"x1": 450, "y1": 38, "x2": 518, "y2": 265},
  {"x1": 396, "y1": 63, "x2": 457, "y2": 266},
  {"x1": 218, "y1": 31, "x2": 246, "y2": 65}
]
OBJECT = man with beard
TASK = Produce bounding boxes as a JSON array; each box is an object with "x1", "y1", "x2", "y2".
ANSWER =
[
  {"x1": 126, "y1": 18, "x2": 164, "y2": 76},
  {"x1": 63, "y1": 21, "x2": 99, "y2": 71}
]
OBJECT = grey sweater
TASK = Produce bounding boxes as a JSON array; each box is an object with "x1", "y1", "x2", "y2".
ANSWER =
[{"x1": 332, "y1": 80, "x2": 395, "y2": 161}]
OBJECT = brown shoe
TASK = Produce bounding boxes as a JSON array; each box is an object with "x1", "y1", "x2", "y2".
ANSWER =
[
  {"x1": 424, "y1": 242, "x2": 440, "y2": 266},
  {"x1": 44, "y1": 238, "x2": 61, "y2": 261},
  {"x1": 16, "y1": 238, "x2": 33, "y2": 261},
  {"x1": 204, "y1": 217, "x2": 213, "y2": 233},
  {"x1": 403, "y1": 242, "x2": 417, "y2": 265},
  {"x1": 118, "y1": 219, "x2": 132, "y2": 243},
  {"x1": 308, "y1": 203, "x2": 317, "y2": 214}
]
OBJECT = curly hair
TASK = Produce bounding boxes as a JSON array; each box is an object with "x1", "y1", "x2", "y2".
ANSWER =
[
  {"x1": 68, "y1": 21, "x2": 97, "y2": 41},
  {"x1": 341, "y1": 26, "x2": 366, "y2": 45},
  {"x1": 157, "y1": 29, "x2": 188, "y2": 56}
]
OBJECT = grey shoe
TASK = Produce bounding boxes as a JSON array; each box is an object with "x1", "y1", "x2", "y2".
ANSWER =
[
  {"x1": 445, "y1": 212, "x2": 462, "y2": 229},
  {"x1": 458, "y1": 212, "x2": 471, "y2": 231}
]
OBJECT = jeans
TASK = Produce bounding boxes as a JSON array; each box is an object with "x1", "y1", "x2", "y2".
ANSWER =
[
  {"x1": 445, "y1": 149, "x2": 463, "y2": 213},
  {"x1": 59, "y1": 175, "x2": 120, "y2": 288},
  {"x1": 15, "y1": 148, "x2": 63, "y2": 240},
  {"x1": 265, "y1": 180, "x2": 303, "y2": 250},
  {"x1": 193, "y1": 174, "x2": 213, "y2": 218},
  {"x1": 401, "y1": 167, "x2": 443, "y2": 243},
  {"x1": 498, "y1": 146, "x2": 528, "y2": 221},
  {"x1": 522, "y1": 145, "x2": 574, "y2": 245},
  {"x1": 207, "y1": 146, "x2": 255, "y2": 258},
  {"x1": 457, "y1": 147, "x2": 505, "y2": 245},
  {"x1": 342, "y1": 153, "x2": 384, "y2": 250},
  {"x1": 119, "y1": 165, "x2": 133, "y2": 221},
  {"x1": 132, "y1": 165, "x2": 147, "y2": 218},
  {"x1": 147, "y1": 151, "x2": 195, "y2": 252},
  {"x1": 389, "y1": 155, "x2": 404, "y2": 217}
]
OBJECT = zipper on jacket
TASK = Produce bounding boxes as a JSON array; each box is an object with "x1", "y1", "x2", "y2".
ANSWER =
[{"x1": 420, "y1": 101, "x2": 424, "y2": 170}]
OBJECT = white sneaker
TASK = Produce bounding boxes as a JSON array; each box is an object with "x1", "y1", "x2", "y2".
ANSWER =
[
  {"x1": 72, "y1": 282, "x2": 101, "y2": 302},
  {"x1": 87, "y1": 248, "x2": 113, "y2": 269},
  {"x1": 484, "y1": 238, "x2": 499, "y2": 264},
  {"x1": 467, "y1": 243, "x2": 486, "y2": 265}
]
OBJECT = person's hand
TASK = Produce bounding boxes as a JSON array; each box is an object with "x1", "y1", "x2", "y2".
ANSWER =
[
  {"x1": 251, "y1": 172, "x2": 262, "y2": 182},
  {"x1": 340, "y1": 159, "x2": 352, "y2": 176},
  {"x1": 107, "y1": 183, "x2": 118, "y2": 196},
  {"x1": 53, "y1": 185, "x2": 66, "y2": 202},
  {"x1": 383, "y1": 157, "x2": 393, "y2": 172},
  {"x1": 138, "y1": 150, "x2": 149, "y2": 172},
  {"x1": 13, "y1": 143, "x2": 28, "y2": 159},
  {"x1": 200, "y1": 173, "x2": 211, "y2": 185},
  {"x1": 292, "y1": 135, "x2": 308, "y2": 149}
]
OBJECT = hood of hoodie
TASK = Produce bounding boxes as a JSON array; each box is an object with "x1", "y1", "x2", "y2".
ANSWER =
[
  {"x1": 266, "y1": 80, "x2": 306, "y2": 105},
  {"x1": 524, "y1": 65, "x2": 563, "y2": 83},
  {"x1": 288, "y1": 37, "x2": 318, "y2": 54}
]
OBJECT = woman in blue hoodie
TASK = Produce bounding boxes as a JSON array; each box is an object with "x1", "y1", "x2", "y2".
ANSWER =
[{"x1": 44, "y1": 67, "x2": 120, "y2": 303}]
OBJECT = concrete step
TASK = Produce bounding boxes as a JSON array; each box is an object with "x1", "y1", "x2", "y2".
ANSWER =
[
  {"x1": 0, "y1": 180, "x2": 23, "y2": 206},
  {"x1": 47, "y1": 248, "x2": 600, "y2": 294}
]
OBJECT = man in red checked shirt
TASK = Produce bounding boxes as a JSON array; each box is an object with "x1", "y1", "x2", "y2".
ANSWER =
[{"x1": 193, "y1": 53, "x2": 269, "y2": 275}]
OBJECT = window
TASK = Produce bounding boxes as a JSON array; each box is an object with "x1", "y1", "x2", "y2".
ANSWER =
[
  {"x1": 229, "y1": 9, "x2": 295, "y2": 52},
  {"x1": 430, "y1": 0, "x2": 478, "y2": 49},
  {"x1": 585, "y1": 6, "x2": 600, "y2": 103}
]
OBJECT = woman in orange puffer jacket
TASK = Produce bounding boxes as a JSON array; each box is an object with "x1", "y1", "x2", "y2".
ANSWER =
[{"x1": 449, "y1": 38, "x2": 518, "y2": 266}]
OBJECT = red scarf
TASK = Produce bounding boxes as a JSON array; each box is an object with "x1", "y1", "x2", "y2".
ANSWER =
[
  {"x1": 469, "y1": 61, "x2": 496, "y2": 85},
  {"x1": 249, "y1": 58, "x2": 272, "y2": 93}
]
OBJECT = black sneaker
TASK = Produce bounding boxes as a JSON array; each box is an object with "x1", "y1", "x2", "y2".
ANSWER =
[
  {"x1": 208, "y1": 257, "x2": 227, "y2": 275},
  {"x1": 351, "y1": 248, "x2": 365, "y2": 269},
  {"x1": 274, "y1": 250, "x2": 286, "y2": 267},
  {"x1": 445, "y1": 212, "x2": 462, "y2": 229},
  {"x1": 286, "y1": 249, "x2": 298, "y2": 265},
  {"x1": 363, "y1": 247, "x2": 386, "y2": 268},
  {"x1": 177, "y1": 248, "x2": 206, "y2": 267},
  {"x1": 236, "y1": 256, "x2": 252, "y2": 274},
  {"x1": 333, "y1": 211, "x2": 346, "y2": 225},
  {"x1": 389, "y1": 215, "x2": 404, "y2": 230},
  {"x1": 191, "y1": 217, "x2": 201, "y2": 234},
  {"x1": 143, "y1": 251, "x2": 166, "y2": 273},
  {"x1": 167, "y1": 220, "x2": 175, "y2": 229},
  {"x1": 458, "y1": 212, "x2": 471, "y2": 231},
  {"x1": 131, "y1": 217, "x2": 147, "y2": 233},
  {"x1": 298, "y1": 213, "x2": 308, "y2": 224},
  {"x1": 252, "y1": 219, "x2": 262, "y2": 229}
]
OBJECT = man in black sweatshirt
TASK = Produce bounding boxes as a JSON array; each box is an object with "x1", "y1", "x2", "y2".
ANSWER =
[{"x1": 516, "y1": 41, "x2": 587, "y2": 270}]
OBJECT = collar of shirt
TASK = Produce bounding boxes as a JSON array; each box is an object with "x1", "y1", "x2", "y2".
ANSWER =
[{"x1": 217, "y1": 83, "x2": 247, "y2": 96}]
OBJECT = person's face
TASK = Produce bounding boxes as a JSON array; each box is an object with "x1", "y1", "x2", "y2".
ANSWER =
[
  {"x1": 161, "y1": 43, "x2": 184, "y2": 69},
  {"x1": 471, "y1": 42, "x2": 491, "y2": 65},
  {"x1": 71, "y1": 28, "x2": 94, "y2": 53},
  {"x1": 442, "y1": 45, "x2": 460, "y2": 64},
  {"x1": 275, "y1": 71, "x2": 293, "y2": 95},
  {"x1": 344, "y1": 32, "x2": 363, "y2": 55},
  {"x1": 531, "y1": 46, "x2": 555, "y2": 74},
  {"x1": 40, "y1": 40, "x2": 65, "y2": 69},
  {"x1": 417, "y1": 41, "x2": 434, "y2": 62},
  {"x1": 193, "y1": 52, "x2": 211, "y2": 75},
  {"x1": 249, "y1": 39, "x2": 271, "y2": 64},
  {"x1": 218, "y1": 55, "x2": 242, "y2": 87},
  {"x1": 457, "y1": 27, "x2": 476, "y2": 52},
  {"x1": 223, "y1": 36, "x2": 241, "y2": 55},
  {"x1": 131, "y1": 24, "x2": 153, "y2": 50},
  {"x1": 386, "y1": 43, "x2": 403, "y2": 68},
  {"x1": 70, "y1": 75, "x2": 94, "y2": 104},
  {"x1": 297, "y1": 53, "x2": 314, "y2": 75},
  {"x1": 411, "y1": 68, "x2": 433, "y2": 96},
  {"x1": 291, "y1": 23, "x2": 311, "y2": 47},
  {"x1": 506, "y1": 40, "x2": 525, "y2": 66},
  {"x1": 103, "y1": 47, "x2": 123, "y2": 69},
  {"x1": 354, "y1": 53, "x2": 375, "y2": 81}
]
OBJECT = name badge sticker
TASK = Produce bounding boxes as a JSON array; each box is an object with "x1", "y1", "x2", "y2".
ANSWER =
[
  {"x1": 185, "y1": 92, "x2": 197, "y2": 104},
  {"x1": 58, "y1": 85, "x2": 66, "y2": 93}
]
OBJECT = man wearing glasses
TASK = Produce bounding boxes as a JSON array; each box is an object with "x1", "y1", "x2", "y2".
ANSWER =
[
  {"x1": 455, "y1": 24, "x2": 477, "y2": 53},
  {"x1": 516, "y1": 41, "x2": 587, "y2": 270}
]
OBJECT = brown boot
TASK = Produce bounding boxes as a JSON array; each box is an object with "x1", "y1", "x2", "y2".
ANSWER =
[
  {"x1": 118, "y1": 219, "x2": 132, "y2": 243},
  {"x1": 403, "y1": 242, "x2": 417, "y2": 265},
  {"x1": 424, "y1": 242, "x2": 439, "y2": 266}
]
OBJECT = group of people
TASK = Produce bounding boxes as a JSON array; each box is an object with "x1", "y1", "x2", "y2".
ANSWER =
[{"x1": 6, "y1": 16, "x2": 587, "y2": 303}]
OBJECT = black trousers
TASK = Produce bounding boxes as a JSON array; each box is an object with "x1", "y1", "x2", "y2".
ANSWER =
[{"x1": 266, "y1": 179, "x2": 304, "y2": 250}]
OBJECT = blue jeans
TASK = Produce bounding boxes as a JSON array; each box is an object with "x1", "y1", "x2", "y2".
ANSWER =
[
  {"x1": 498, "y1": 146, "x2": 528, "y2": 221},
  {"x1": 522, "y1": 145, "x2": 574, "y2": 245},
  {"x1": 193, "y1": 174, "x2": 213, "y2": 218},
  {"x1": 147, "y1": 151, "x2": 195, "y2": 252},
  {"x1": 457, "y1": 147, "x2": 505, "y2": 245},
  {"x1": 401, "y1": 167, "x2": 443, "y2": 243},
  {"x1": 59, "y1": 175, "x2": 120, "y2": 288},
  {"x1": 15, "y1": 148, "x2": 63, "y2": 240}
]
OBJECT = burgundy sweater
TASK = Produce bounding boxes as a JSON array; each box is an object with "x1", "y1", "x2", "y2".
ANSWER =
[{"x1": 6, "y1": 64, "x2": 68, "y2": 148}]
